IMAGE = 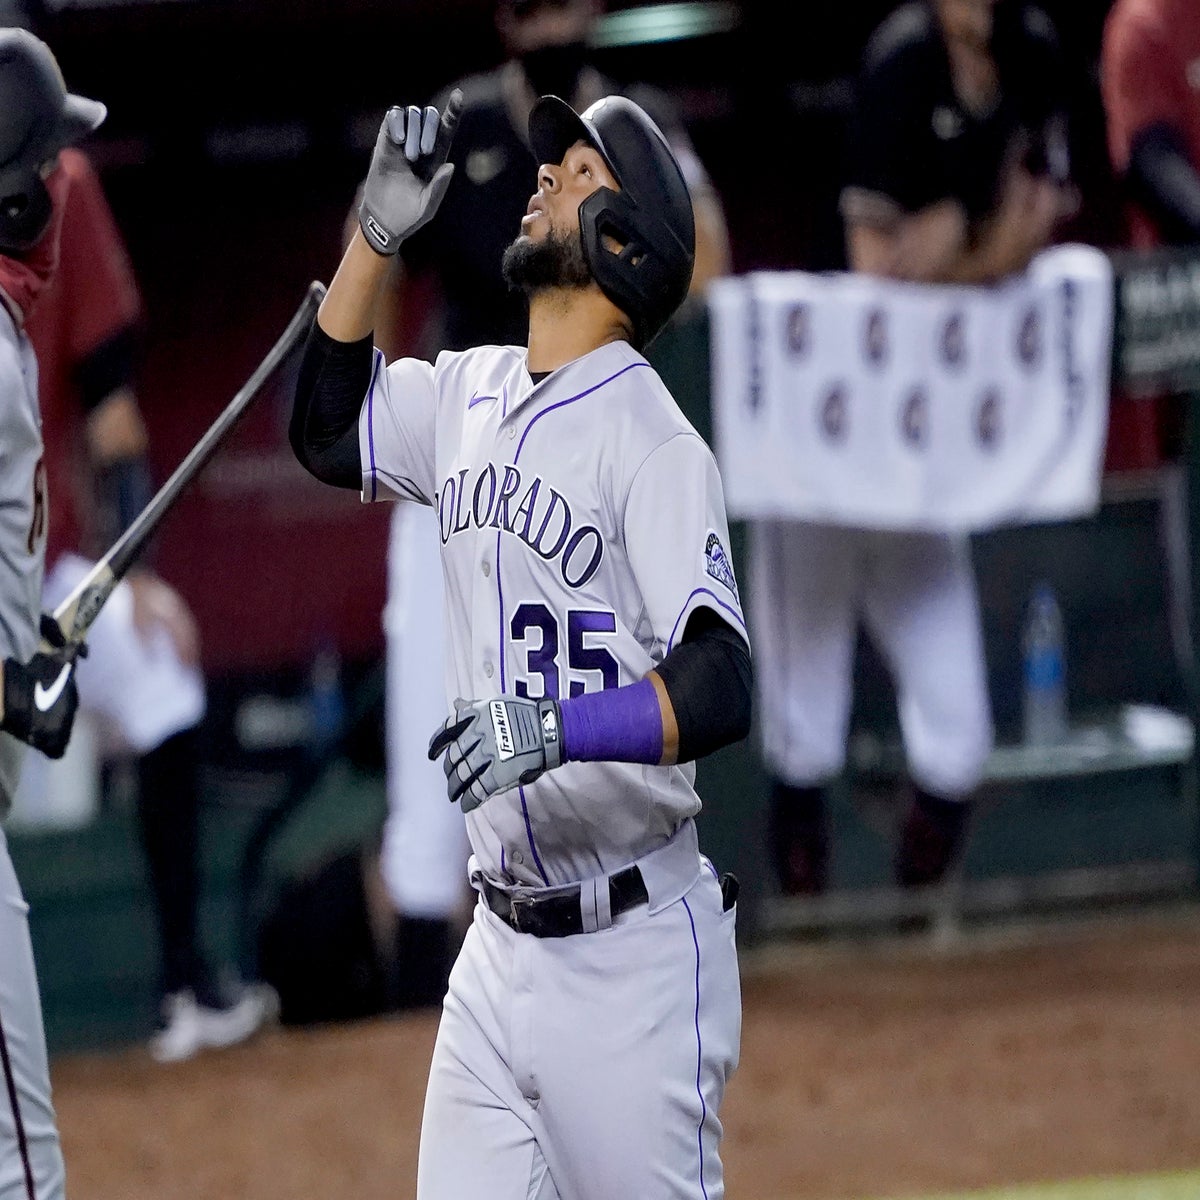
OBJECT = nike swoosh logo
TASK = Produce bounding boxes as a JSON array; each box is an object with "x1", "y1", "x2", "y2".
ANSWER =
[
  {"x1": 468, "y1": 393, "x2": 497, "y2": 410},
  {"x1": 34, "y1": 663, "x2": 71, "y2": 712}
]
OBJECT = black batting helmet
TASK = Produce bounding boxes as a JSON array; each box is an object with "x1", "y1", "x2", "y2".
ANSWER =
[
  {"x1": 529, "y1": 93, "x2": 695, "y2": 348},
  {"x1": 0, "y1": 29, "x2": 105, "y2": 254}
]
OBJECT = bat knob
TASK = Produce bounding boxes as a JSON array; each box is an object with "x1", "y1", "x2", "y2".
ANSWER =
[
  {"x1": 39, "y1": 614, "x2": 87, "y2": 659},
  {"x1": 39, "y1": 614, "x2": 67, "y2": 648}
]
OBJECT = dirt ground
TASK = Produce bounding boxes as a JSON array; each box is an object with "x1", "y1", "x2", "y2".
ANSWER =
[{"x1": 51, "y1": 909, "x2": 1200, "y2": 1200}]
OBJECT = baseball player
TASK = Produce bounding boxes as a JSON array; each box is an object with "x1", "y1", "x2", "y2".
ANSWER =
[
  {"x1": 367, "y1": 0, "x2": 734, "y2": 1004},
  {"x1": 0, "y1": 28, "x2": 106, "y2": 1200},
  {"x1": 292, "y1": 91, "x2": 751, "y2": 1198}
]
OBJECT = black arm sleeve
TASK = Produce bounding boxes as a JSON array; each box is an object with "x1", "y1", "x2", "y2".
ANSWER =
[
  {"x1": 74, "y1": 326, "x2": 153, "y2": 553},
  {"x1": 289, "y1": 320, "x2": 374, "y2": 489},
  {"x1": 1129, "y1": 121, "x2": 1200, "y2": 244},
  {"x1": 655, "y1": 607, "x2": 753, "y2": 764},
  {"x1": 77, "y1": 326, "x2": 138, "y2": 413}
]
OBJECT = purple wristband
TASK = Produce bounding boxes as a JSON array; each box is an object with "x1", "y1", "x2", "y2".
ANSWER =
[{"x1": 557, "y1": 677, "x2": 664, "y2": 765}]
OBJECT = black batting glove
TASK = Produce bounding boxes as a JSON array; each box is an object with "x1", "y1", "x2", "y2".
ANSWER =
[{"x1": 1, "y1": 648, "x2": 80, "y2": 759}]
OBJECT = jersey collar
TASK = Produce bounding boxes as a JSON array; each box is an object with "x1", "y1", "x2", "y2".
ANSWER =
[{"x1": 504, "y1": 340, "x2": 642, "y2": 417}]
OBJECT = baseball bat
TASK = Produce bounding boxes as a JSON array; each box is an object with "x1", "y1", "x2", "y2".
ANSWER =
[{"x1": 48, "y1": 279, "x2": 327, "y2": 649}]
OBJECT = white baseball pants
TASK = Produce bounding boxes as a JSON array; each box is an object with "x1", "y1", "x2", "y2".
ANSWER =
[
  {"x1": 750, "y1": 520, "x2": 993, "y2": 798},
  {"x1": 0, "y1": 826, "x2": 65, "y2": 1200},
  {"x1": 415, "y1": 851, "x2": 740, "y2": 1199}
]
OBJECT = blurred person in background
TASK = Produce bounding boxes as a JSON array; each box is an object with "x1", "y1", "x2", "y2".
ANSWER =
[
  {"x1": 1102, "y1": 0, "x2": 1200, "y2": 676},
  {"x1": 756, "y1": 0, "x2": 1077, "y2": 898},
  {"x1": 354, "y1": 0, "x2": 732, "y2": 1007},
  {"x1": 0, "y1": 28, "x2": 100, "y2": 1200},
  {"x1": 19, "y1": 145, "x2": 278, "y2": 1063}
]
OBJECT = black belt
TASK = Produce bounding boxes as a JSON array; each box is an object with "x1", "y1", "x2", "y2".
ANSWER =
[{"x1": 480, "y1": 865, "x2": 649, "y2": 937}]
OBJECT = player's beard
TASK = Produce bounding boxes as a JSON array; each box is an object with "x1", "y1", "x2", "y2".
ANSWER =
[{"x1": 502, "y1": 226, "x2": 592, "y2": 298}]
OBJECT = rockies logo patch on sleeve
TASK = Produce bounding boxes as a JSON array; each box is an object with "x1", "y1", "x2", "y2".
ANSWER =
[{"x1": 704, "y1": 532, "x2": 739, "y2": 600}]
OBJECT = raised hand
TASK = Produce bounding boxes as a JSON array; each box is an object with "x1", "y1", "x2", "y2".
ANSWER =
[{"x1": 358, "y1": 89, "x2": 463, "y2": 256}]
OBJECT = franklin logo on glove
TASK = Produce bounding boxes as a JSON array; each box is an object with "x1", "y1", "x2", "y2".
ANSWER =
[{"x1": 490, "y1": 699, "x2": 515, "y2": 760}]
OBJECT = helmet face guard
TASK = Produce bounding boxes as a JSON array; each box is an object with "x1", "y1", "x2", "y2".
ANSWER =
[
  {"x1": 529, "y1": 94, "x2": 695, "y2": 348},
  {"x1": 577, "y1": 186, "x2": 693, "y2": 348},
  {"x1": 0, "y1": 170, "x2": 51, "y2": 253},
  {"x1": 0, "y1": 29, "x2": 105, "y2": 253}
]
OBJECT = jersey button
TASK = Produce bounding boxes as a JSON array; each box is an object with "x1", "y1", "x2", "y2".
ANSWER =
[
  {"x1": 482, "y1": 560, "x2": 491, "y2": 577},
  {"x1": 484, "y1": 662, "x2": 494, "y2": 679},
  {"x1": 511, "y1": 849, "x2": 525, "y2": 866},
  {"x1": 507, "y1": 426, "x2": 516, "y2": 440}
]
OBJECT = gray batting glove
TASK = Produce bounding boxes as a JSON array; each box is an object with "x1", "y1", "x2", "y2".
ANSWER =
[
  {"x1": 358, "y1": 89, "x2": 463, "y2": 255},
  {"x1": 428, "y1": 695, "x2": 564, "y2": 812}
]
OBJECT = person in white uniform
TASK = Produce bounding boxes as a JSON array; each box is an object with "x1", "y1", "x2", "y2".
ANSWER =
[
  {"x1": 379, "y1": 500, "x2": 469, "y2": 1005},
  {"x1": 0, "y1": 29, "x2": 104, "y2": 1200},
  {"x1": 291, "y1": 90, "x2": 751, "y2": 1199},
  {"x1": 758, "y1": 0, "x2": 1073, "y2": 897}
]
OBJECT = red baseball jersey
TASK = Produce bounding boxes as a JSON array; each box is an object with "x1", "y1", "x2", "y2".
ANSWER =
[{"x1": 24, "y1": 148, "x2": 141, "y2": 565}]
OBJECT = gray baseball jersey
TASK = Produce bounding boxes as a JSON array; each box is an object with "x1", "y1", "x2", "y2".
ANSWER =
[
  {"x1": 0, "y1": 308, "x2": 66, "y2": 1200},
  {"x1": 359, "y1": 338, "x2": 747, "y2": 887},
  {"x1": 0, "y1": 311, "x2": 46, "y2": 816}
]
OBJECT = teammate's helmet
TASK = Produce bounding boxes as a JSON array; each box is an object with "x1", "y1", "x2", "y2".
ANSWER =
[
  {"x1": 529, "y1": 93, "x2": 695, "y2": 349},
  {"x1": 0, "y1": 29, "x2": 105, "y2": 254}
]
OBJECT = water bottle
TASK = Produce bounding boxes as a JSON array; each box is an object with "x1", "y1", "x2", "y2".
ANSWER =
[
  {"x1": 309, "y1": 639, "x2": 346, "y2": 754},
  {"x1": 1021, "y1": 581, "x2": 1067, "y2": 746}
]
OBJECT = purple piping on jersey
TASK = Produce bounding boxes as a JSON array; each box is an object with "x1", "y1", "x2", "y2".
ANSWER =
[
  {"x1": 469, "y1": 393, "x2": 498, "y2": 409},
  {"x1": 683, "y1": 895, "x2": 710, "y2": 1200},
  {"x1": 516, "y1": 784, "x2": 549, "y2": 884},
  {"x1": 496, "y1": 375, "x2": 512, "y2": 676},
  {"x1": 0, "y1": 1001, "x2": 38, "y2": 1200},
  {"x1": 514, "y1": 362, "x2": 650, "y2": 461},
  {"x1": 501, "y1": 364, "x2": 650, "y2": 881},
  {"x1": 667, "y1": 588, "x2": 747, "y2": 653},
  {"x1": 497, "y1": 385, "x2": 509, "y2": 692},
  {"x1": 366, "y1": 350, "x2": 384, "y2": 502},
  {"x1": 497, "y1": 533, "x2": 549, "y2": 883},
  {"x1": 492, "y1": 381, "x2": 550, "y2": 884},
  {"x1": 497, "y1": 526, "x2": 507, "y2": 692}
]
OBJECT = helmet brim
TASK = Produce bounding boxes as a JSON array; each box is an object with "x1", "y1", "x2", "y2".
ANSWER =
[
  {"x1": 528, "y1": 94, "x2": 620, "y2": 185},
  {"x1": 53, "y1": 93, "x2": 106, "y2": 151}
]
